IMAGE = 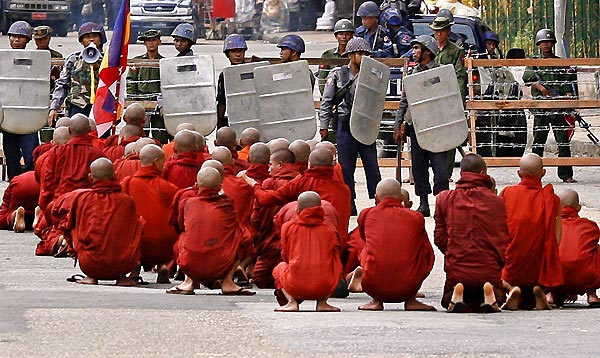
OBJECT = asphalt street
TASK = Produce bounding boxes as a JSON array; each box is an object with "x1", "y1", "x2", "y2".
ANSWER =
[{"x1": 1, "y1": 32, "x2": 600, "y2": 357}]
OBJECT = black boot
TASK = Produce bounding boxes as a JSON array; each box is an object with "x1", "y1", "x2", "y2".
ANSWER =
[{"x1": 418, "y1": 195, "x2": 430, "y2": 217}]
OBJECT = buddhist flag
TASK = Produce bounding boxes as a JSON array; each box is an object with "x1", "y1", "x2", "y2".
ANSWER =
[{"x1": 92, "y1": 0, "x2": 130, "y2": 137}]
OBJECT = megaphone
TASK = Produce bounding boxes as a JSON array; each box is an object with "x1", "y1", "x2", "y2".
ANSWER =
[{"x1": 82, "y1": 43, "x2": 100, "y2": 64}]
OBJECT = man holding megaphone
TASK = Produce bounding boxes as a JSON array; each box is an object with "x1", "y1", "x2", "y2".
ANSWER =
[{"x1": 48, "y1": 22, "x2": 105, "y2": 125}]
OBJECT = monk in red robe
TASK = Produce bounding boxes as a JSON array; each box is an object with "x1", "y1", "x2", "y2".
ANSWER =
[
  {"x1": 103, "y1": 125, "x2": 144, "y2": 162},
  {"x1": 114, "y1": 137, "x2": 156, "y2": 182},
  {"x1": 35, "y1": 127, "x2": 71, "y2": 185},
  {"x1": 288, "y1": 139, "x2": 310, "y2": 175},
  {"x1": 33, "y1": 117, "x2": 71, "y2": 163},
  {"x1": 61, "y1": 158, "x2": 143, "y2": 286},
  {"x1": 0, "y1": 171, "x2": 40, "y2": 232},
  {"x1": 315, "y1": 141, "x2": 345, "y2": 184},
  {"x1": 167, "y1": 167, "x2": 255, "y2": 295},
  {"x1": 500, "y1": 153, "x2": 563, "y2": 310},
  {"x1": 238, "y1": 127, "x2": 261, "y2": 162},
  {"x1": 214, "y1": 127, "x2": 248, "y2": 173},
  {"x1": 252, "y1": 148, "x2": 299, "y2": 288},
  {"x1": 552, "y1": 189, "x2": 600, "y2": 306},
  {"x1": 273, "y1": 191, "x2": 342, "y2": 312},
  {"x1": 434, "y1": 154, "x2": 508, "y2": 313},
  {"x1": 244, "y1": 143, "x2": 270, "y2": 185},
  {"x1": 38, "y1": 114, "x2": 105, "y2": 211},
  {"x1": 163, "y1": 123, "x2": 196, "y2": 160},
  {"x1": 242, "y1": 148, "x2": 351, "y2": 248},
  {"x1": 163, "y1": 130, "x2": 205, "y2": 189},
  {"x1": 267, "y1": 138, "x2": 290, "y2": 153},
  {"x1": 121, "y1": 144, "x2": 179, "y2": 283},
  {"x1": 344, "y1": 180, "x2": 434, "y2": 311},
  {"x1": 103, "y1": 102, "x2": 147, "y2": 148}
]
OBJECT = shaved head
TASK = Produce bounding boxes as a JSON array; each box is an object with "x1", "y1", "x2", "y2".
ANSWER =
[
  {"x1": 268, "y1": 138, "x2": 290, "y2": 153},
  {"x1": 175, "y1": 122, "x2": 196, "y2": 133},
  {"x1": 249, "y1": 142, "x2": 270, "y2": 164},
  {"x1": 191, "y1": 131, "x2": 206, "y2": 151},
  {"x1": 70, "y1": 114, "x2": 91, "y2": 135},
  {"x1": 559, "y1": 188, "x2": 580, "y2": 209},
  {"x1": 55, "y1": 117, "x2": 71, "y2": 128},
  {"x1": 123, "y1": 102, "x2": 146, "y2": 126},
  {"x1": 211, "y1": 146, "x2": 233, "y2": 166},
  {"x1": 120, "y1": 124, "x2": 143, "y2": 139},
  {"x1": 519, "y1": 153, "x2": 545, "y2": 178},
  {"x1": 135, "y1": 137, "x2": 156, "y2": 153},
  {"x1": 174, "y1": 130, "x2": 196, "y2": 154},
  {"x1": 240, "y1": 127, "x2": 261, "y2": 146},
  {"x1": 297, "y1": 191, "x2": 321, "y2": 212},
  {"x1": 197, "y1": 167, "x2": 223, "y2": 190},
  {"x1": 315, "y1": 141, "x2": 337, "y2": 156},
  {"x1": 306, "y1": 139, "x2": 319, "y2": 152},
  {"x1": 375, "y1": 178, "x2": 403, "y2": 201},
  {"x1": 308, "y1": 148, "x2": 333, "y2": 168},
  {"x1": 289, "y1": 140, "x2": 310, "y2": 162},
  {"x1": 460, "y1": 153, "x2": 487, "y2": 174},
  {"x1": 90, "y1": 158, "x2": 114, "y2": 180},
  {"x1": 88, "y1": 119, "x2": 97, "y2": 131},
  {"x1": 215, "y1": 127, "x2": 237, "y2": 149},
  {"x1": 124, "y1": 142, "x2": 137, "y2": 157},
  {"x1": 52, "y1": 126, "x2": 71, "y2": 145},
  {"x1": 271, "y1": 148, "x2": 295, "y2": 163},
  {"x1": 201, "y1": 159, "x2": 225, "y2": 177},
  {"x1": 140, "y1": 144, "x2": 165, "y2": 166}
]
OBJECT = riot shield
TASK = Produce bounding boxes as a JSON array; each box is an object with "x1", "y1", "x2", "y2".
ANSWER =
[
  {"x1": 253, "y1": 60, "x2": 316, "y2": 141},
  {"x1": 160, "y1": 55, "x2": 217, "y2": 136},
  {"x1": 404, "y1": 64, "x2": 468, "y2": 153},
  {"x1": 349, "y1": 56, "x2": 390, "y2": 145},
  {"x1": 0, "y1": 50, "x2": 50, "y2": 134},
  {"x1": 224, "y1": 61, "x2": 269, "y2": 137}
]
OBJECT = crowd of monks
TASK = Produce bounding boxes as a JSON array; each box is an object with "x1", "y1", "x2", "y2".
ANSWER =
[{"x1": 3, "y1": 102, "x2": 600, "y2": 312}]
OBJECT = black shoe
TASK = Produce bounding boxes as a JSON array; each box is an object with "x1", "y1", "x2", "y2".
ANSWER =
[{"x1": 417, "y1": 202, "x2": 431, "y2": 217}]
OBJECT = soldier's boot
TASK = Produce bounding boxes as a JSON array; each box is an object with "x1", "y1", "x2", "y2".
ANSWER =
[{"x1": 418, "y1": 195, "x2": 430, "y2": 217}]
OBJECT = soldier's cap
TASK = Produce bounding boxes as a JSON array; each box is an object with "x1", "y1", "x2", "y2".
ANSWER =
[
  {"x1": 429, "y1": 16, "x2": 455, "y2": 30},
  {"x1": 138, "y1": 29, "x2": 162, "y2": 41},
  {"x1": 33, "y1": 25, "x2": 53, "y2": 39}
]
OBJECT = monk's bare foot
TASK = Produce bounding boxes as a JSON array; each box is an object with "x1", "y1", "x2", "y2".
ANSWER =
[
  {"x1": 316, "y1": 300, "x2": 341, "y2": 312},
  {"x1": 481, "y1": 282, "x2": 500, "y2": 313},
  {"x1": 116, "y1": 277, "x2": 138, "y2": 287},
  {"x1": 76, "y1": 276, "x2": 98, "y2": 285},
  {"x1": 533, "y1": 286, "x2": 551, "y2": 310},
  {"x1": 347, "y1": 266, "x2": 363, "y2": 293},
  {"x1": 502, "y1": 286, "x2": 521, "y2": 311},
  {"x1": 405, "y1": 298, "x2": 437, "y2": 311},
  {"x1": 358, "y1": 299, "x2": 384, "y2": 311},
  {"x1": 156, "y1": 265, "x2": 171, "y2": 284},
  {"x1": 32, "y1": 206, "x2": 42, "y2": 229},
  {"x1": 415, "y1": 292, "x2": 425, "y2": 298},
  {"x1": 13, "y1": 207, "x2": 26, "y2": 233},
  {"x1": 448, "y1": 283, "x2": 465, "y2": 312},
  {"x1": 275, "y1": 302, "x2": 299, "y2": 312},
  {"x1": 587, "y1": 291, "x2": 600, "y2": 305}
]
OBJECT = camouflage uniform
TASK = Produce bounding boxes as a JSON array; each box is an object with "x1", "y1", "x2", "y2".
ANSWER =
[
  {"x1": 523, "y1": 53, "x2": 578, "y2": 180},
  {"x1": 126, "y1": 52, "x2": 164, "y2": 101},
  {"x1": 318, "y1": 47, "x2": 344, "y2": 94}
]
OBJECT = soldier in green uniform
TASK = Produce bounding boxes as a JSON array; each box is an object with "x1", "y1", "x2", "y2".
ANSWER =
[
  {"x1": 430, "y1": 14, "x2": 467, "y2": 181},
  {"x1": 523, "y1": 29, "x2": 577, "y2": 183}
]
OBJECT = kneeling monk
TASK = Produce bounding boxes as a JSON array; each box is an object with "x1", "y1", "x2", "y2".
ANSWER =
[
  {"x1": 347, "y1": 179, "x2": 435, "y2": 311},
  {"x1": 273, "y1": 191, "x2": 342, "y2": 312},
  {"x1": 168, "y1": 167, "x2": 255, "y2": 295},
  {"x1": 62, "y1": 158, "x2": 143, "y2": 286}
]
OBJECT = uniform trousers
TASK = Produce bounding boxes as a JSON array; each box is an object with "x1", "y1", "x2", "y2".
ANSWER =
[
  {"x1": 532, "y1": 111, "x2": 573, "y2": 180},
  {"x1": 408, "y1": 125, "x2": 449, "y2": 196},
  {"x1": 2, "y1": 132, "x2": 38, "y2": 181}
]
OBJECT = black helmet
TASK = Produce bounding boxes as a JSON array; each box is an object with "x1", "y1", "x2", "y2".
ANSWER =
[{"x1": 535, "y1": 29, "x2": 556, "y2": 45}]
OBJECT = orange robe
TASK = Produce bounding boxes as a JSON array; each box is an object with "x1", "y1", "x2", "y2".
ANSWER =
[
  {"x1": 163, "y1": 141, "x2": 175, "y2": 160},
  {"x1": 0, "y1": 171, "x2": 40, "y2": 229},
  {"x1": 558, "y1": 206, "x2": 600, "y2": 294},
  {"x1": 114, "y1": 154, "x2": 141, "y2": 182},
  {"x1": 501, "y1": 176, "x2": 563, "y2": 292},
  {"x1": 62, "y1": 180, "x2": 143, "y2": 280},
  {"x1": 238, "y1": 145, "x2": 250, "y2": 161},
  {"x1": 38, "y1": 134, "x2": 105, "y2": 211},
  {"x1": 358, "y1": 197, "x2": 434, "y2": 302},
  {"x1": 273, "y1": 206, "x2": 342, "y2": 300},
  {"x1": 333, "y1": 163, "x2": 344, "y2": 183},
  {"x1": 121, "y1": 166, "x2": 179, "y2": 268},
  {"x1": 162, "y1": 152, "x2": 204, "y2": 189},
  {"x1": 176, "y1": 187, "x2": 248, "y2": 285}
]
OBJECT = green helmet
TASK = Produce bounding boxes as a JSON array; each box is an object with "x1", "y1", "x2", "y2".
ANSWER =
[
  {"x1": 333, "y1": 19, "x2": 355, "y2": 35},
  {"x1": 411, "y1": 35, "x2": 438, "y2": 55},
  {"x1": 535, "y1": 29, "x2": 556, "y2": 45}
]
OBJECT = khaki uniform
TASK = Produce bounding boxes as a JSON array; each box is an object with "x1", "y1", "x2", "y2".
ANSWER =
[{"x1": 318, "y1": 47, "x2": 344, "y2": 94}]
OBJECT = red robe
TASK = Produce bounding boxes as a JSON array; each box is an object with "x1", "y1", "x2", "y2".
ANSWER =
[
  {"x1": 0, "y1": 171, "x2": 40, "y2": 229},
  {"x1": 34, "y1": 146, "x2": 54, "y2": 184},
  {"x1": 89, "y1": 133, "x2": 105, "y2": 150},
  {"x1": 435, "y1": 172, "x2": 508, "y2": 306},
  {"x1": 114, "y1": 154, "x2": 141, "y2": 182},
  {"x1": 167, "y1": 185, "x2": 199, "y2": 273},
  {"x1": 289, "y1": 161, "x2": 308, "y2": 175},
  {"x1": 558, "y1": 207, "x2": 600, "y2": 294},
  {"x1": 176, "y1": 187, "x2": 248, "y2": 284},
  {"x1": 62, "y1": 180, "x2": 143, "y2": 280},
  {"x1": 232, "y1": 149, "x2": 249, "y2": 174},
  {"x1": 333, "y1": 163, "x2": 344, "y2": 183},
  {"x1": 358, "y1": 197, "x2": 434, "y2": 302},
  {"x1": 33, "y1": 142, "x2": 53, "y2": 164},
  {"x1": 501, "y1": 176, "x2": 563, "y2": 288},
  {"x1": 38, "y1": 135, "x2": 105, "y2": 211},
  {"x1": 245, "y1": 163, "x2": 270, "y2": 185},
  {"x1": 121, "y1": 166, "x2": 179, "y2": 268},
  {"x1": 223, "y1": 165, "x2": 255, "y2": 258},
  {"x1": 102, "y1": 136, "x2": 140, "y2": 162},
  {"x1": 253, "y1": 166, "x2": 351, "y2": 247},
  {"x1": 273, "y1": 206, "x2": 342, "y2": 300},
  {"x1": 162, "y1": 152, "x2": 205, "y2": 189}
]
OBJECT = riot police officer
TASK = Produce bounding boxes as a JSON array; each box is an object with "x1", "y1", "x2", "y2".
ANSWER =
[
  {"x1": 217, "y1": 34, "x2": 248, "y2": 129},
  {"x1": 48, "y1": 22, "x2": 105, "y2": 124},
  {"x1": 394, "y1": 35, "x2": 447, "y2": 216},
  {"x1": 277, "y1": 34, "x2": 315, "y2": 88},
  {"x1": 4, "y1": 21, "x2": 39, "y2": 180},
  {"x1": 171, "y1": 23, "x2": 196, "y2": 57},
  {"x1": 320, "y1": 37, "x2": 382, "y2": 215},
  {"x1": 355, "y1": 1, "x2": 389, "y2": 54},
  {"x1": 318, "y1": 19, "x2": 355, "y2": 94},
  {"x1": 523, "y1": 29, "x2": 577, "y2": 183},
  {"x1": 480, "y1": 30, "x2": 502, "y2": 59},
  {"x1": 374, "y1": 7, "x2": 413, "y2": 58}
]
